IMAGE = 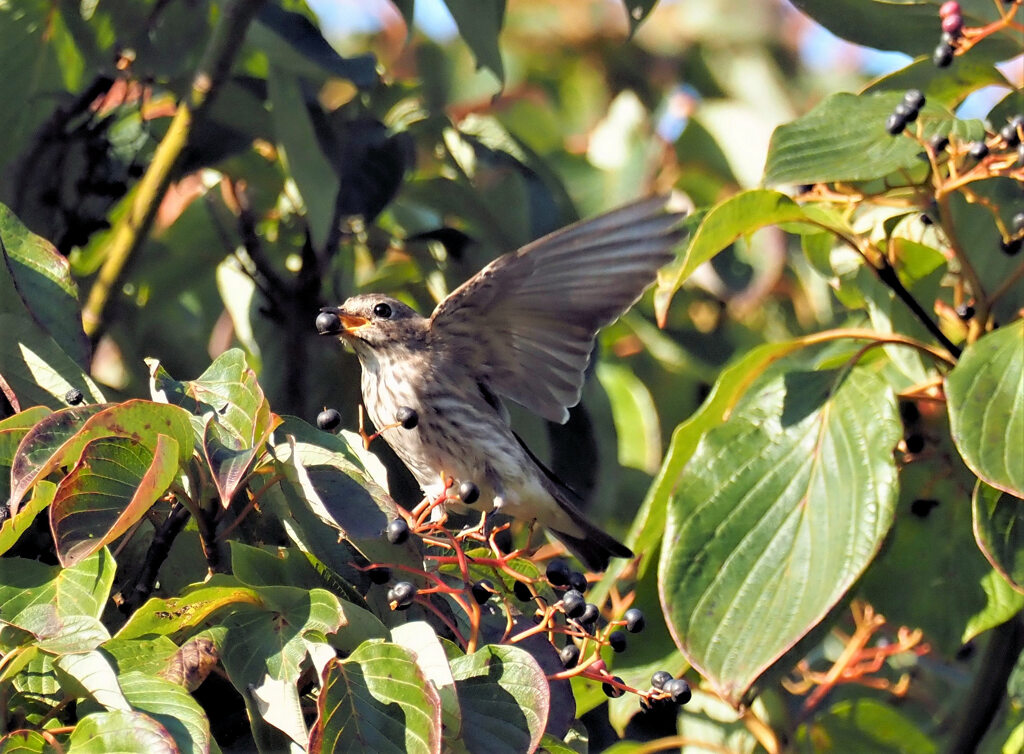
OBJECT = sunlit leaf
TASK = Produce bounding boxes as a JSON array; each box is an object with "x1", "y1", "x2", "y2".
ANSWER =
[
  {"x1": 118, "y1": 672, "x2": 211, "y2": 754},
  {"x1": 67, "y1": 710, "x2": 176, "y2": 754},
  {"x1": 309, "y1": 640, "x2": 443, "y2": 754},
  {"x1": 50, "y1": 435, "x2": 179, "y2": 567},
  {"x1": 0, "y1": 549, "x2": 115, "y2": 622},
  {"x1": 660, "y1": 366, "x2": 900, "y2": 703},
  {"x1": 947, "y1": 320, "x2": 1024, "y2": 498},
  {"x1": 449, "y1": 644, "x2": 549, "y2": 754}
]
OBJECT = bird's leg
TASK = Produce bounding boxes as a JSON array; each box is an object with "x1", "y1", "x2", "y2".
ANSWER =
[
  {"x1": 411, "y1": 474, "x2": 455, "y2": 526},
  {"x1": 457, "y1": 509, "x2": 490, "y2": 542}
]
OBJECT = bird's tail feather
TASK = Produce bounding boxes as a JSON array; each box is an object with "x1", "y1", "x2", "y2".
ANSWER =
[{"x1": 550, "y1": 510, "x2": 633, "y2": 572}]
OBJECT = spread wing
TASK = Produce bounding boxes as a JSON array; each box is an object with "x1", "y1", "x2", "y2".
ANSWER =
[{"x1": 428, "y1": 196, "x2": 684, "y2": 423}]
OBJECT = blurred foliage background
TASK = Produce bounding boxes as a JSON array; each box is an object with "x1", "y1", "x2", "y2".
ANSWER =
[{"x1": 1, "y1": 0, "x2": 1022, "y2": 750}]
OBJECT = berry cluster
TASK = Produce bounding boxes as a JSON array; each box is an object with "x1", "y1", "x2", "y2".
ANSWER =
[
  {"x1": 312, "y1": 405, "x2": 692, "y2": 710},
  {"x1": 933, "y1": 1, "x2": 963, "y2": 67},
  {"x1": 885, "y1": 89, "x2": 926, "y2": 135}
]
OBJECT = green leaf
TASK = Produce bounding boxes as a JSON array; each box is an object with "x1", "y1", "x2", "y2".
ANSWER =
[
  {"x1": 53, "y1": 650, "x2": 129, "y2": 710},
  {"x1": 309, "y1": 640, "x2": 443, "y2": 754},
  {"x1": 149, "y1": 350, "x2": 280, "y2": 507},
  {"x1": 390, "y1": 622, "x2": 462, "y2": 740},
  {"x1": 653, "y1": 191, "x2": 841, "y2": 325},
  {"x1": 594, "y1": 338, "x2": 831, "y2": 600},
  {"x1": 50, "y1": 434, "x2": 179, "y2": 567},
  {"x1": 0, "y1": 549, "x2": 115, "y2": 623},
  {"x1": 0, "y1": 204, "x2": 90, "y2": 368},
  {"x1": 449, "y1": 644, "x2": 549, "y2": 754},
  {"x1": 253, "y1": 5, "x2": 378, "y2": 87},
  {"x1": 660, "y1": 366, "x2": 901, "y2": 703},
  {"x1": 596, "y1": 362, "x2": 661, "y2": 473},
  {"x1": 118, "y1": 672, "x2": 211, "y2": 754},
  {"x1": 862, "y1": 54, "x2": 1012, "y2": 109},
  {"x1": 266, "y1": 65, "x2": 340, "y2": 251},
  {"x1": 10, "y1": 400, "x2": 194, "y2": 512},
  {"x1": 973, "y1": 481, "x2": 1024, "y2": 592},
  {"x1": 100, "y1": 636, "x2": 181, "y2": 677},
  {"x1": 116, "y1": 575, "x2": 263, "y2": 640},
  {"x1": 0, "y1": 406, "x2": 50, "y2": 501},
  {"x1": 0, "y1": 729, "x2": 52, "y2": 754},
  {"x1": 947, "y1": 320, "x2": 1024, "y2": 497},
  {"x1": 10, "y1": 609, "x2": 110, "y2": 655},
  {"x1": 0, "y1": 315, "x2": 105, "y2": 411},
  {"x1": 219, "y1": 586, "x2": 347, "y2": 689},
  {"x1": 795, "y1": 698, "x2": 936, "y2": 753},
  {"x1": 764, "y1": 92, "x2": 985, "y2": 186},
  {"x1": 963, "y1": 569, "x2": 1024, "y2": 643},
  {"x1": 442, "y1": 0, "x2": 506, "y2": 83},
  {"x1": 0, "y1": 480, "x2": 55, "y2": 557},
  {"x1": 67, "y1": 710, "x2": 176, "y2": 754},
  {"x1": 788, "y1": 0, "x2": 1019, "y2": 59}
]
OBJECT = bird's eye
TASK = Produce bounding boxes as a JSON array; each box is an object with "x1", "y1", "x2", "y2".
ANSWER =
[{"x1": 373, "y1": 302, "x2": 393, "y2": 319}]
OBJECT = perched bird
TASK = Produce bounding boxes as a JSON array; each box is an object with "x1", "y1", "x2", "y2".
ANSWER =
[{"x1": 317, "y1": 196, "x2": 684, "y2": 570}]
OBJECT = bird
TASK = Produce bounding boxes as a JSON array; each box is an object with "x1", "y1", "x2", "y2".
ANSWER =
[{"x1": 316, "y1": 195, "x2": 684, "y2": 570}]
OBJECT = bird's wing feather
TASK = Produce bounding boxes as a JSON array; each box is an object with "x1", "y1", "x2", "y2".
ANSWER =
[{"x1": 429, "y1": 196, "x2": 684, "y2": 423}]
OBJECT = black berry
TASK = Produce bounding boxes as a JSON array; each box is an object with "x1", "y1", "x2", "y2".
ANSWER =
[
  {"x1": 905, "y1": 434, "x2": 925, "y2": 453},
  {"x1": 1017, "y1": 143, "x2": 1024, "y2": 167},
  {"x1": 1001, "y1": 123, "x2": 1021, "y2": 148},
  {"x1": 968, "y1": 141, "x2": 989, "y2": 160},
  {"x1": 603, "y1": 677, "x2": 626, "y2": 698},
  {"x1": 316, "y1": 408, "x2": 341, "y2": 431},
  {"x1": 929, "y1": 134, "x2": 950, "y2": 153},
  {"x1": 579, "y1": 603, "x2": 600, "y2": 630},
  {"x1": 315, "y1": 310, "x2": 341, "y2": 335},
  {"x1": 560, "y1": 644, "x2": 580, "y2": 668},
  {"x1": 933, "y1": 43, "x2": 954, "y2": 67},
  {"x1": 919, "y1": 213, "x2": 933, "y2": 226},
  {"x1": 64, "y1": 388, "x2": 84, "y2": 405},
  {"x1": 1001, "y1": 237, "x2": 1023, "y2": 256},
  {"x1": 899, "y1": 400, "x2": 920, "y2": 425},
  {"x1": 885, "y1": 112, "x2": 907, "y2": 135},
  {"x1": 894, "y1": 103, "x2": 918, "y2": 123},
  {"x1": 609, "y1": 630, "x2": 628, "y2": 653},
  {"x1": 624, "y1": 608, "x2": 646, "y2": 633},
  {"x1": 396, "y1": 406, "x2": 418, "y2": 429},
  {"x1": 458, "y1": 481, "x2": 480, "y2": 504},
  {"x1": 651, "y1": 670, "x2": 673, "y2": 690},
  {"x1": 910, "y1": 498, "x2": 940, "y2": 518},
  {"x1": 368, "y1": 566, "x2": 391, "y2": 584},
  {"x1": 513, "y1": 580, "x2": 533, "y2": 602},
  {"x1": 568, "y1": 571, "x2": 588, "y2": 593},
  {"x1": 561, "y1": 589, "x2": 586, "y2": 619},
  {"x1": 664, "y1": 678, "x2": 692, "y2": 705},
  {"x1": 902, "y1": 89, "x2": 926, "y2": 112},
  {"x1": 471, "y1": 579, "x2": 494, "y2": 605},
  {"x1": 955, "y1": 303, "x2": 974, "y2": 321},
  {"x1": 546, "y1": 558, "x2": 571, "y2": 587},
  {"x1": 1012, "y1": 212, "x2": 1024, "y2": 234},
  {"x1": 388, "y1": 581, "x2": 417, "y2": 610},
  {"x1": 386, "y1": 518, "x2": 410, "y2": 544}
]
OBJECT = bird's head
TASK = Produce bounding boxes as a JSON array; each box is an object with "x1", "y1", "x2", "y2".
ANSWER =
[{"x1": 316, "y1": 295, "x2": 427, "y2": 359}]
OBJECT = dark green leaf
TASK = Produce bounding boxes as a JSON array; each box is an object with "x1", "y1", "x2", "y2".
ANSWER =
[
  {"x1": 0, "y1": 204, "x2": 90, "y2": 368},
  {"x1": 795, "y1": 698, "x2": 936, "y2": 753},
  {"x1": 253, "y1": 5, "x2": 378, "y2": 87},
  {"x1": 661, "y1": 366, "x2": 900, "y2": 703},
  {"x1": 449, "y1": 644, "x2": 549, "y2": 754},
  {"x1": 118, "y1": 672, "x2": 211, "y2": 754},
  {"x1": 443, "y1": 0, "x2": 506, "y2": 83},
  {"x1": 623, "y1": 1, "x2": 658, "y2": 35},
  {"x1": 973, "y1": 481, "x2": 1024, "y2": 592}
]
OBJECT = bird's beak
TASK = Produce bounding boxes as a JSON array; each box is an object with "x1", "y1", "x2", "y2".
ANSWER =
[{"x1": 316, "y1": 307, "x2": 370, "y2": 337}]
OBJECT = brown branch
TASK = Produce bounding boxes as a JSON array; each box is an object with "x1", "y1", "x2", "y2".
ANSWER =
[{"x1": 81, "y1": 0, "x2": 268, "y2": 340}]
